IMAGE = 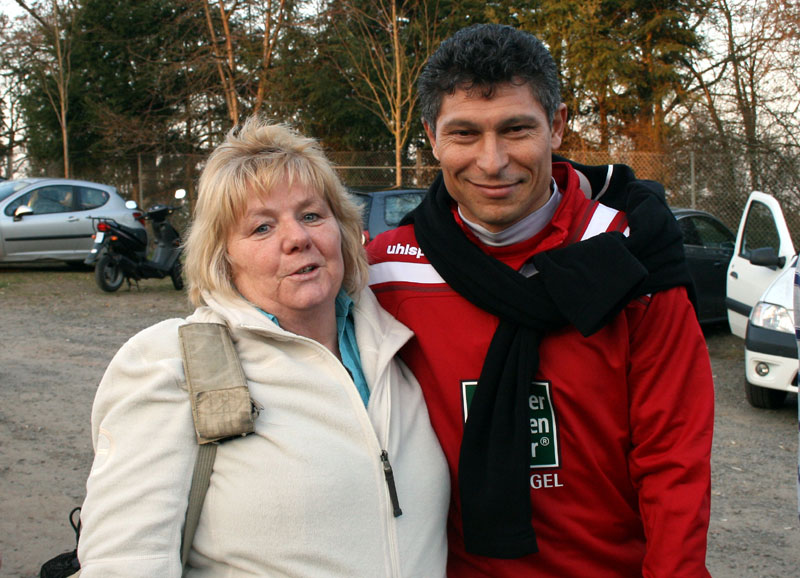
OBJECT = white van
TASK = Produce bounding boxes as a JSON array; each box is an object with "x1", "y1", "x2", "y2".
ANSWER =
[{"x1": 726, "y1": 191, "x2": 797, "y2": 408}]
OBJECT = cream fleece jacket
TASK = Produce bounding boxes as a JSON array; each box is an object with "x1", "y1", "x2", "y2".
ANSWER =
[{"x1": 78, "y1": 289, "x2": 449, "y2": 577}]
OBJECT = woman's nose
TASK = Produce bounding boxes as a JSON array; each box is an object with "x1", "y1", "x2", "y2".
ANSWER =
[{"x1": 280, "y1": 219, "x2": 312, "y2": 252}]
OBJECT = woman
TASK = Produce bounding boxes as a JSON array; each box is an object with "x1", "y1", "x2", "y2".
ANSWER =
[{"x1": 77, "y1": 117, "x2": 449, "y2": 577}]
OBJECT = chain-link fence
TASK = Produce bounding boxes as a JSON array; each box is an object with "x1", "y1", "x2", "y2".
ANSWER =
[
  {"x1": 330, "y1": 149, "x2": 800, "y2": 248},
  {"x1": 47, "y1": 148, "x2": 800, "y2": 247}
]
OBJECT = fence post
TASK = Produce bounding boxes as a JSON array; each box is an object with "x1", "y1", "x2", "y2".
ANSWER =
[
  {"x1": 415, "y1": 149, "x2": 422, "y2": 187},
  {"x1": 137, "y1": 153, "x2": 144, "y2": 208},
  {"x1": 690, "y1": 150, "x2": 696, "y2": 209}
]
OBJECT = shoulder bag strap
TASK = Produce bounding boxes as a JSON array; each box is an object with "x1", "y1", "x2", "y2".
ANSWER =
[{"x1": 177, "y1": 322, "x2": 255, "y2": 572}]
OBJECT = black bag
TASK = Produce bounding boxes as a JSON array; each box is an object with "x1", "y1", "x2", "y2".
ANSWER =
[{"x1": 40, "y1": 507, "x2": 81, "y2": 578}]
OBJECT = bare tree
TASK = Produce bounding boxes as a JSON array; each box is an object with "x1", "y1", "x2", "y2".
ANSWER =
[
  {"x1": 327, "y1": 0, "x2": 441, "y2": 187},
  {"x1": 0, "y1": 77, "x2": 27, "y2": 177},
  {"x1": 202, "y1": 0, "x2": 288, "y2": 127},
  {"x1": 13, "y1": 0, "x2": 75, "y2": 178},
  {"x1": 0, "y1": 13, "x2": 27, "y2": 177},
  {"x1": 683, "y1": 0, "x2": 800, "y2": 191}
]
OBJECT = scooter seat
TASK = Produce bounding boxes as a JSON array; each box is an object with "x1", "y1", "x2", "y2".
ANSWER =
[
  {"x1": 113, "y1": 223, "x2": 148, "y2": 247},
  {"x1": 129, "y1": 227, "x2": 148, "y2": 246}
]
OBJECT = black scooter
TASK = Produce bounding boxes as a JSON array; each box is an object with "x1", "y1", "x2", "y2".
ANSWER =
[{"x1": 85, "y1": 189, "x2": 186, "y2": 292}]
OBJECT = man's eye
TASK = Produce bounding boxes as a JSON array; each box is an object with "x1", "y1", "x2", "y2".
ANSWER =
[{"x1": 506, "y1": 125, "x2": 535, "y2": 136}]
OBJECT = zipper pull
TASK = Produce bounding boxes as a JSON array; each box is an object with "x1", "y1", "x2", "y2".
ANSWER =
[{"x1": 380, "y1": 450, "x2": 403, "y2": 517}]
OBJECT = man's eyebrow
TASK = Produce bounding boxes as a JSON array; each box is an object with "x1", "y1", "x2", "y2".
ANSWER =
[
  {"x1": 439, "y1": 114, "x2": 541, "y2": 131},
  {"x1": 498, "y1": 115, "x2": 541, "y2": 127},
  {"x1": 438, "y1": 118, "x2": 481, "y2": 131}
]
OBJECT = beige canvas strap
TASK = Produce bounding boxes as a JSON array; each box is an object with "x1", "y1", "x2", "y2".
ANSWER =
[
  {"x1": 180, "y1": 443, "x2": 216, "y2": 570},
  {"x1": 178, "y1": 323, "x2": 255, "y2": 444},
  {"x1": 177, "y1": 322, "x2": 255, "y2": 572}
]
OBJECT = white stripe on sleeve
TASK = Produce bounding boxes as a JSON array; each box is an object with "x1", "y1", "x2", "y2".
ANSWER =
[
  {"x1": 580, "y1": 204, "x2": 630, "y2": 240},
  {"x1": 369, "y1": 261, "x2": 446, "y2": 286}
]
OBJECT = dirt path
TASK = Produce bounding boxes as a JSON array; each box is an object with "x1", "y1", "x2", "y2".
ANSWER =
[
  {"x1": 1, "y1": 264, "x2": 798, "y2": 577},
  {"x1": 0, "y1": 265, "x2": 193, "y2": 577}
]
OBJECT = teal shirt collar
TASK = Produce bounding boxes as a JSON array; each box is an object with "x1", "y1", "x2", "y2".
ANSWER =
[
  {"x1": 257, "y1": 290, "x2": 353, "y2": 332},
  {"x1": 257, "y1": 290, "x2": 369, "y2": 406}
]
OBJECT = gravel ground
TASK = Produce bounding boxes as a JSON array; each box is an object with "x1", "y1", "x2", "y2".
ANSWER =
[{"x1": 1, "y1": 264, "x2": 798, "y2": 577}]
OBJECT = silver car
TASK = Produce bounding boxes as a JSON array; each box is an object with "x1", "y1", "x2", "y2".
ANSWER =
[{"x1": 0, "y1": 178, "x2": 144, "y2": 265}]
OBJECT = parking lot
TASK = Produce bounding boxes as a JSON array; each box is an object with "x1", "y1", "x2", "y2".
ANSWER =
[{"x1": 1, "y1": 264, "x2": 798, "y2": 577}]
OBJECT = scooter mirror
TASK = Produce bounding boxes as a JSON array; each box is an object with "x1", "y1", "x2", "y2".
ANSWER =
[
  {"x1": 175, "y1": 188, "x2": 187, "y2": 200},
  {"x1": 125, "y1": 200, "x2": 139, "y2": 210}
]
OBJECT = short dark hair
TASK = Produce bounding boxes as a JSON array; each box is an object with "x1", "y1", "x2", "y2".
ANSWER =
[{"x1": 418, "y1": 24, "x2": 562, "y2": 130}]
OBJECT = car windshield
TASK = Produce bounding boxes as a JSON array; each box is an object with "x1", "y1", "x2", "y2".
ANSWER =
[
  {"x1": 0, "y1": 180, "x2": 32, "y2": 202},
  {"x1": 350, "y1": 194, "x2": 369, "y2": 210},
  {"x1": 349, "y1": 193, "x2": 371, "y2": 228},
  {"x1": 385, "y1": 192, "x2": 424, "y2": 227}
]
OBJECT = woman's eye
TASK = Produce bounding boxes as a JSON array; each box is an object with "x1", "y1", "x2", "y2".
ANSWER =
[
  {"x1": 303, "y1": 213, "x2": 320, "y2": 223},
  {"x1": 254, "y1": 223, "x2": 271, "y2": 234}
]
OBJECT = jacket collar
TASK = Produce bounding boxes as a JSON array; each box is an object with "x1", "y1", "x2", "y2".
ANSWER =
[{"x1": 193, "y1": 288, "x2": 413, "y2": 376}]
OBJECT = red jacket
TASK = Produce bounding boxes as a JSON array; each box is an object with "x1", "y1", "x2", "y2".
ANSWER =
[{"x1": 367, "y1": 163, "x2": 713, "y2": 577}]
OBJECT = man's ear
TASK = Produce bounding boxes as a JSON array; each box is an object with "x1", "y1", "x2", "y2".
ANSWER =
[
  {"x1": 550, "y1": 103, "x2": 568, "y2": 150},
  {"x1": 423, "y1": 120, "x2": 439, "y2": 160}
]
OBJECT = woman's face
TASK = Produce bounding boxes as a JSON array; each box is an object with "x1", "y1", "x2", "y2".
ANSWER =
[{"x1": 226, "y1": 180, "x2": 344, "y2": 329}]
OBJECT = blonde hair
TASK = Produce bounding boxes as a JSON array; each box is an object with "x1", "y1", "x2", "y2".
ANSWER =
[{"x1": 184, "y1": 116, "x2": 368, "y2": 306}]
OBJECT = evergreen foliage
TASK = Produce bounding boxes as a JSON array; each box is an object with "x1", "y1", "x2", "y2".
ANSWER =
[{"x1": 0, "y1": 0, "x2": 797, "y2": 200}]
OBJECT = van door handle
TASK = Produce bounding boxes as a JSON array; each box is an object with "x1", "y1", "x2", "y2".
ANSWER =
[{"x1": 730, "y1": 271, "x2": 738, "y2": 279}]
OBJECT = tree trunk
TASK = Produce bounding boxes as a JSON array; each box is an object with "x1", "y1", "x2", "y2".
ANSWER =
[{"x1": 392, "y1": 1, "x2": 402, "y2": 187}]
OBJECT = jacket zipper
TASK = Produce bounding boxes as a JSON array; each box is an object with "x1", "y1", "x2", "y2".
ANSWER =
[{"x1": 380, "y1": 450, "x2": 403, "y2": 517}]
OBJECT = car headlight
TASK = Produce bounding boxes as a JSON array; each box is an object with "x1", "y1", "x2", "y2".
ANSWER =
[{"x1": 749, "y1": 302, "x2": 795, "y2": 333}]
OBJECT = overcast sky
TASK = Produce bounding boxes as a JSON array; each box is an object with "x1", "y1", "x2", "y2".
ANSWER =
[{"x1": 1, "y1": 1, "x2": 24, "y2": 20}]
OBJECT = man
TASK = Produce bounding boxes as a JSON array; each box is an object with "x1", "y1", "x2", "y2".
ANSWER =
[{"x1": 367, "y1": 24, "x2": 714, "y2": 577}]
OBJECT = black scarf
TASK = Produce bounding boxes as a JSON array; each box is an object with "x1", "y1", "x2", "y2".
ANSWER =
[{"x1": 404, "y1": 164, "x2": 692, "y2": 559}]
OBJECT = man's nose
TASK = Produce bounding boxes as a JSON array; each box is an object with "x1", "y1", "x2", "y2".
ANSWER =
[{"x1": 475, "y1": 133, "x2": 509, "y2": 175}]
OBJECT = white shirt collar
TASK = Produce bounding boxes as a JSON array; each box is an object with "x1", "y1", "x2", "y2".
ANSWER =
[{"x1": 458, "y1": 178, "x2": 562, "y2": 247}]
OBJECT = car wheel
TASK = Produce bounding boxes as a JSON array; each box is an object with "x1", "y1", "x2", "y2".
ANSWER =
[
  {"x1": 95, "y1": 254, "x2": 124, "y2": 292},
  {"x1": 171, "y1": 260, "x2": 184, "y2": 291},
  {"x1": 744, "y1": 378, "x2": 787, "y2": 409}
]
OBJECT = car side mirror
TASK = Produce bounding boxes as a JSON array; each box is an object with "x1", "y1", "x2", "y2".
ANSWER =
[
  {"x1": 748, "y1": 246, "x2": 786, "y2": 269},
  {"x1": 13, "y1": 205, "x2": 33, "y2": 221}
]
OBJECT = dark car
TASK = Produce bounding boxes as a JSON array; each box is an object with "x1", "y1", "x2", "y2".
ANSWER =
[
  {"x1": 671, "y1": 207, "x2": 736, "y2": 325},
  {"x1": 349, "y1": 187, "x2": 427, "y2": 243}
]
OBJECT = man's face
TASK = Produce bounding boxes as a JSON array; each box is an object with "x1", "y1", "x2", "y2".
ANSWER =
[{"x1": 424, "y1": 82, "x2": 567, "y2": 233}]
